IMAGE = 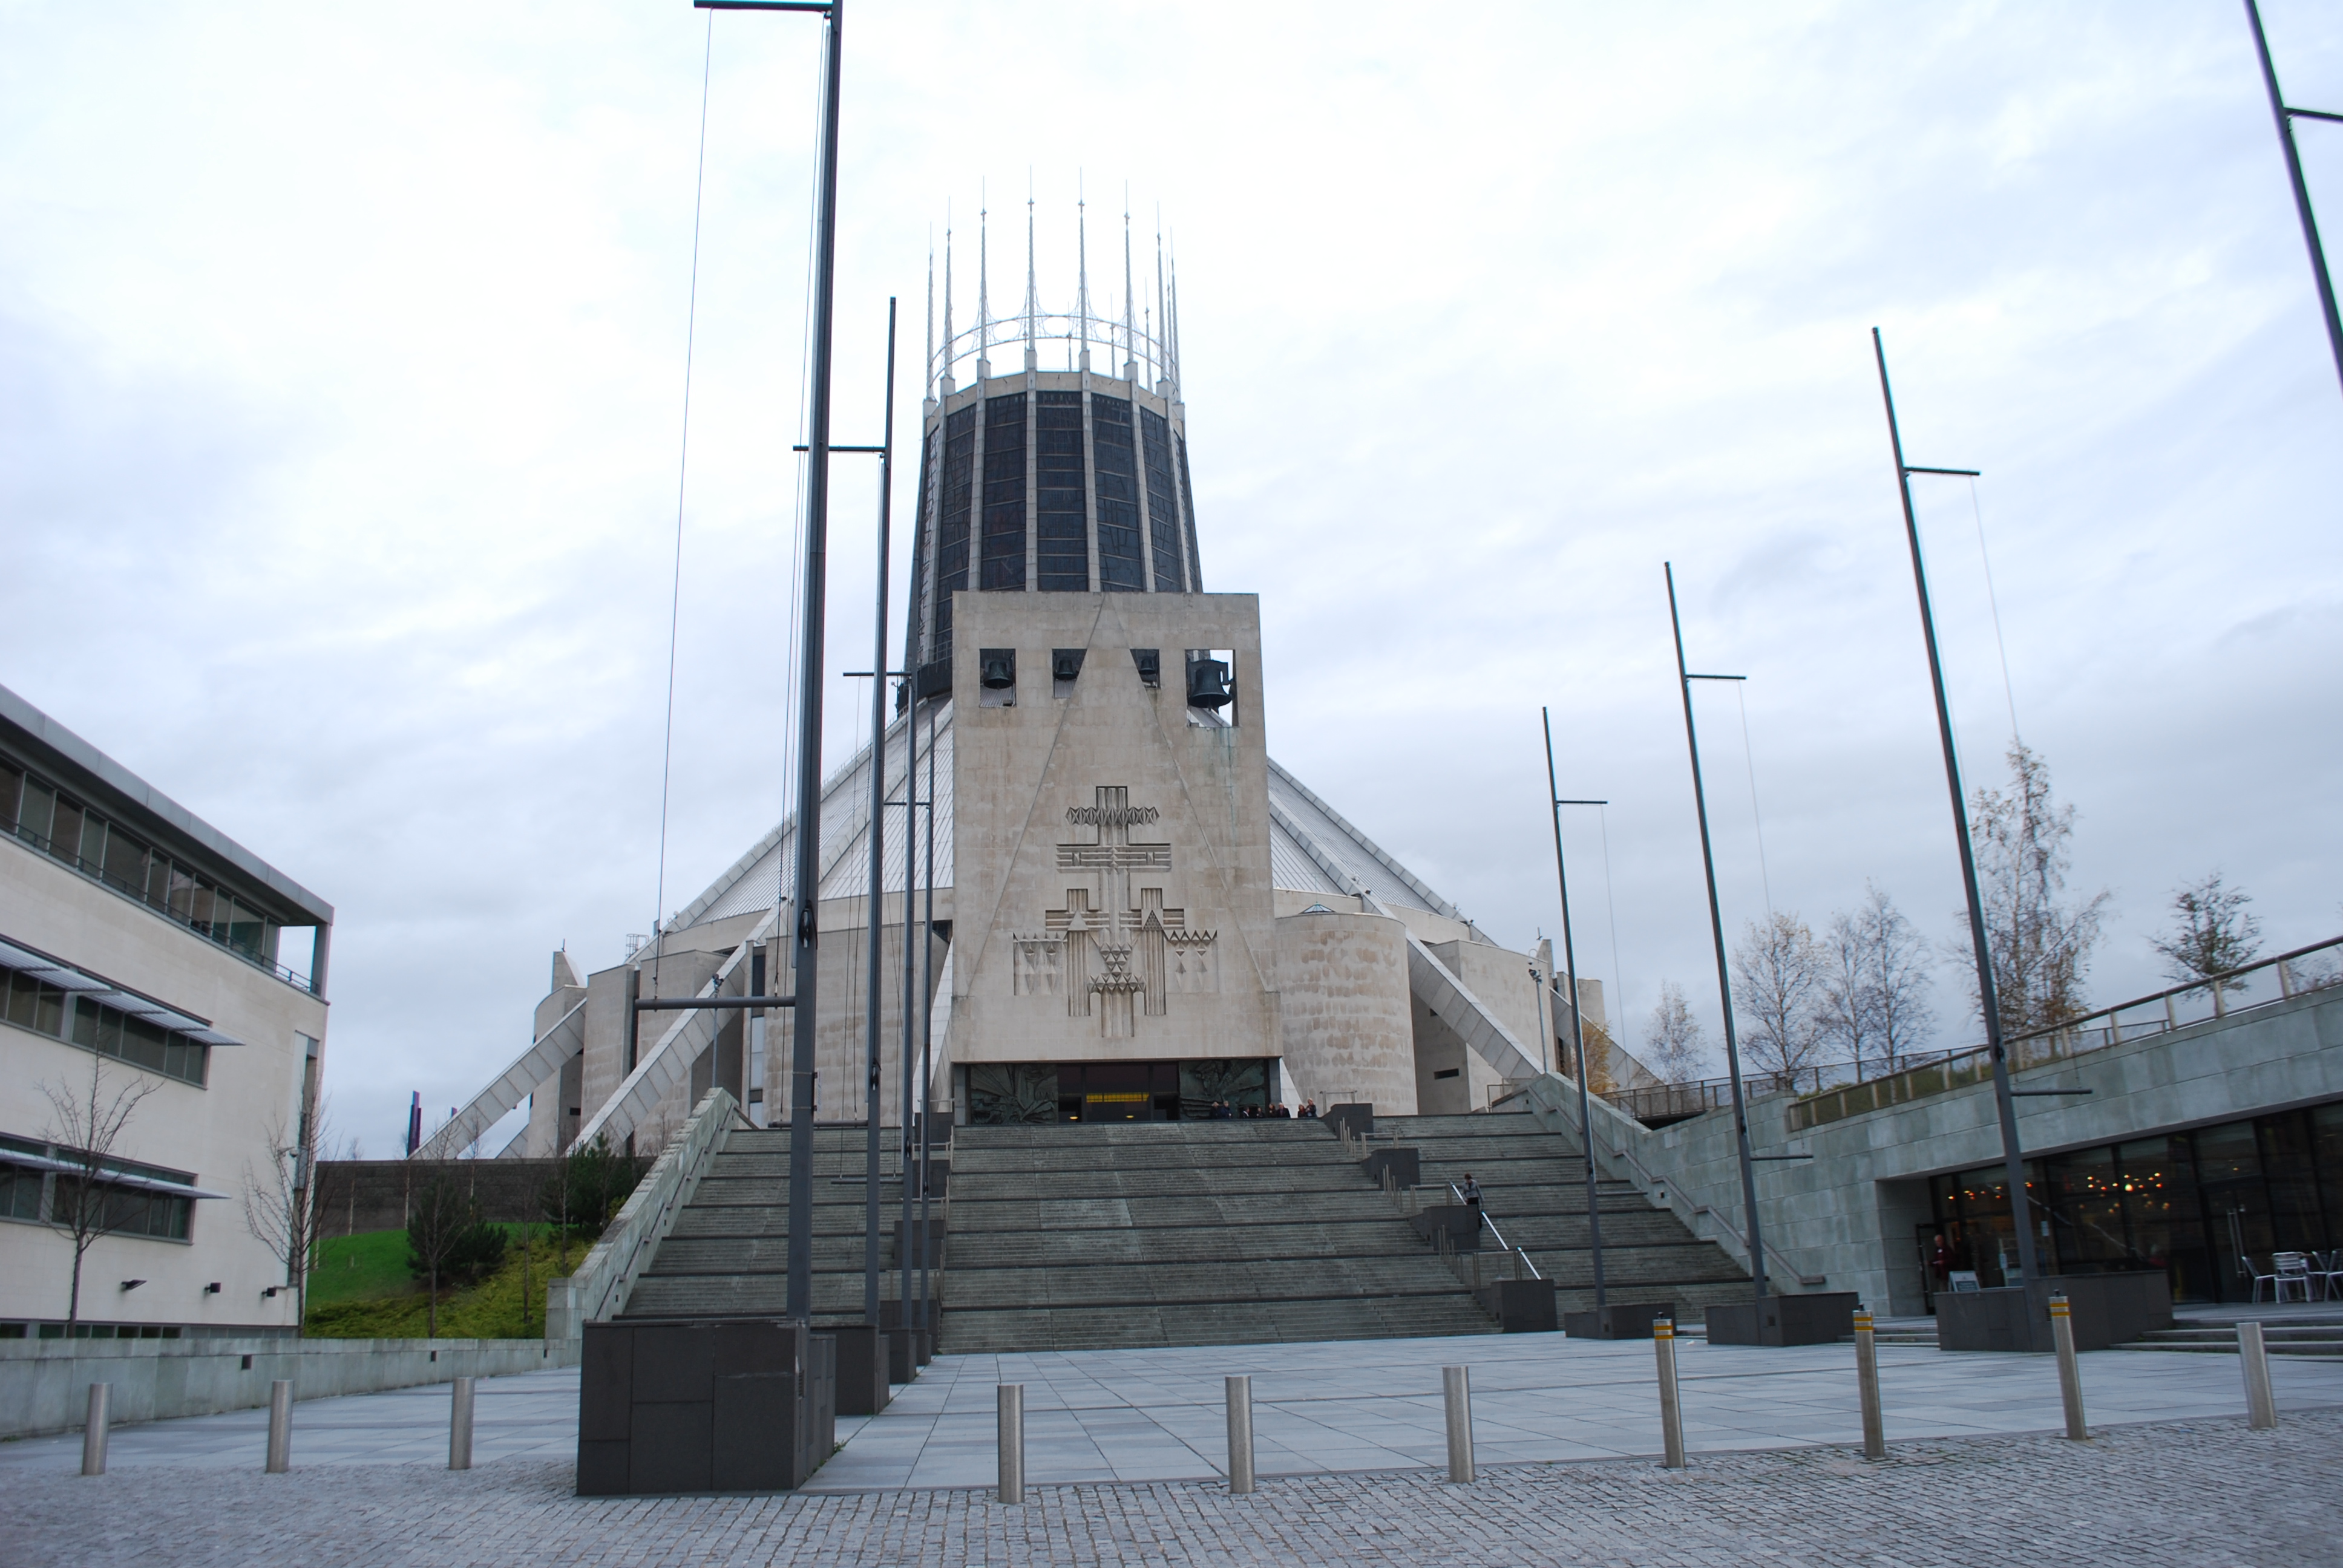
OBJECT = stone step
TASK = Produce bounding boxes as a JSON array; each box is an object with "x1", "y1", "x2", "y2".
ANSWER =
[
  {"x1": 940, "y1": 1255, "x2": 1469, "y2": 1310},
  {"x1": 940, "y1": 1295, "x2": 1493, "y2": 1354}
]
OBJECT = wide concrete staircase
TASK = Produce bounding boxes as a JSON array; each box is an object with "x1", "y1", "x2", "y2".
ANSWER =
[
  {"x1": 1379, "y1": 1109, "x2": 1754, "y2": 1325},
  {"x1": 940, "y1": 1120, "x2": 1492, "y2": 1353},
  {"x1": 620, "y1": 1125, "x2": 924, "y2": 1327}
]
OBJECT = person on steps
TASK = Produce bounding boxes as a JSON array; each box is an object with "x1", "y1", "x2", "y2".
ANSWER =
[{"x1": 1461, "y1": 1174, "x2": 1484, "y2": 1232}]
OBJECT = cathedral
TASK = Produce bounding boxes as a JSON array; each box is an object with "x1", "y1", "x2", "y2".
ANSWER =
[{"x1": 427, "y1": 204, "x2": 1648, "y2": 1163}]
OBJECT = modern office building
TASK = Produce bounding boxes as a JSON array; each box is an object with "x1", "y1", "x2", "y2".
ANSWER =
[
  {"x1": 0, "y1": 684, "x2": 332, "y2": 1337},
  {"x1": 428, "y1": 207, "x2": 1637, "y2": 1165}
]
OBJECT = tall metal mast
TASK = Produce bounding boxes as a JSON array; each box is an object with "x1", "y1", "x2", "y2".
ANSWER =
[
  {"x1": 1664, "y1": 564, "x2": 1769, "y2": 1305},
  {"x1": 1870, "y1": 327, "x2": 2040, "y2": 1288},
  {"x1": 861, "y1": 299, "x2": 897, "y2": 1326},
  {"x1": 2244, "y1": 0, "x2": 2343, "y2": 399},
  {"x1": 1541, "y1": 709, "x2": 1607, "y2": 1314}
]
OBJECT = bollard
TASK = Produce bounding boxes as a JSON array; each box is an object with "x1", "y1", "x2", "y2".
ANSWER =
[
  {"x1": 1225, "y1": 1374, "x2": 1256, "y2": 1495},
  {"x1": 2048, "y1": 1295, "x2": 2088, "y2": 1441},
  {"x1": 265, "y1": 1379, "x2": 294, "y2": 1473},
  {"x1": 1442, "y1": 1365, "x2": 1474, "y2": 1483},
  {"x1": 1853, "y1": 1305, "x2": 1886, "y2": 1461},
  {"x1": 81, "y1": 1383, "x2": 111, "y2": 1477},
  {"x1": 448, "y1": 1376, "x2": 476, "y2": 1471},
  {"x1": 2239, "y1": 1321, "x2": 2278, "y2": 1431},
  {"x1": 996, "y1": 1383, "x2": 1025, "y2": 1504},
  {"x1": 1654, "y1": 1319, "x2": 1686, "y2": 1469}
]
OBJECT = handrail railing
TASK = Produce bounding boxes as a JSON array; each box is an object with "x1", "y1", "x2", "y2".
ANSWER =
[
  {"x1": 1788, "y1": 934, "x2": 2343, "y2": 1133},
  {"x1": 545, "y1": 1087, "x2": 738, "y2": 1340},
  {"x1": 1444, "y1": 1179, "x2": 1540, "y2": 1281}
]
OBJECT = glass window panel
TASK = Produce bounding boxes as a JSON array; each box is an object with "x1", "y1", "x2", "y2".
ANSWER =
[
  {"x1": 42, "y1": 985, "x2": 71, "y2": 1039},
  {"x1": 166, "y1": 863, "x2": 197, "y2": 923},
  {"x1": 49, "y1": 797, "x2": 84, "y2": 867},
  {"x1": 2258, "y1": 1110, "x2": 2327, "y2": 1252},
  {"x1": 145, "y1": 854, "x2": 172, "y2": 910},
  {"x1": 100, "y1": 823, "x2": 148, "y2": 898},
  {"x1": 1139, "y1": 407, "x2": 1181, "y2": 590},
  {"x1": 1090, "y1": 396, "x2": 1144, "y2": 591},
  {"x1": 2045, "y1": 1146, "x2": 2130, "y2": 1270},
  {"x1": 0, "y1": 763, "x2": 19, "y2": 832},
  {"x1": 980, "y1": 393, "x2": 1027, "y2": 590},
  {"x1": 936, "y1": 405, "x2": 977, "y2": 663},
  {"x1": 2313, "y1": 1102, "x2": 2343, "y2": 1254},
  {"x1": 80, "y1": 812, "x2": 108, "y2": 872},
  {"x1": 1034, "y1": 391, "x2": 1088, "y2": 591},
  {"x1": 4, "y1": 972, "x2": 34, "y2": 1028},
  {"x1": 16, "y1": 779, "x2": 54, "y2": 848}
]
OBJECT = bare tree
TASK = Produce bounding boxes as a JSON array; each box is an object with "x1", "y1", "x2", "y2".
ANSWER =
[
  {"x1": 1732, "y1": 910, "x2": 1827, "y2": 1081},
  {"x1": 240, "y1": 1096, "x2": 347, "y2": 1338},
  {"x1": 1645, "y1": 979, "x2": 1709, "y2": 1084},
  {"x1": 41, "y1": 1057, "x2": 157, "y2": 1331},
  {"x1": 1820, "y1": 883, "x2": 1936, "y2": 1074},
  {"x1": 2151, "y1": 872, "x2": 2263, "y2": 995},
  {"x1": 1962, "y1": 742, "x2": 2110, "y2": 1037}
]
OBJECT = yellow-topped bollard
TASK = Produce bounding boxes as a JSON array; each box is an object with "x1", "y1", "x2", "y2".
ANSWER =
[
  {"x1": 2049, "y1": 1295, "x2": 2088, "y2": 1441},
  {"x1": 1853, "y1": 1306, "x2": 1886, "y2": 1460},
  {"x1": 1653, "y1": 1318, "x2": 1686, "y2": 1469}
]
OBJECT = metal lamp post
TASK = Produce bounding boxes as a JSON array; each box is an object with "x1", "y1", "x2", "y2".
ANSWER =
[
  {"x1": 1539, "y1": 708, "x2": 1608, "y2": 1315},
  {"x1": 1869, "y1": 328, "x2": 2050, "y2": 1288},
  {"x1": 1663, "y1": 565, "x2": 1769, "y2": 1306},
  {"x1": 2244, "y1": 0, "x2": 2343, "y2": 400}
]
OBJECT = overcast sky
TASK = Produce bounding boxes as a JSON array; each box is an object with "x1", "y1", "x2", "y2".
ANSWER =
[{"x1": 5, "y1": 1, "x2": 2341, "y2": 1157}]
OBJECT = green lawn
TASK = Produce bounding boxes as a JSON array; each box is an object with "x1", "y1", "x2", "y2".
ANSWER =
[{"x1": 304, "y1": 1226, "x2": 586, "y2": 1339}]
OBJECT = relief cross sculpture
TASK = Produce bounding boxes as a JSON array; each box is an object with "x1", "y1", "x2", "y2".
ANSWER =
[{"x1": 1013, "y1": 786, "x2": 1217, "y2": 1037}]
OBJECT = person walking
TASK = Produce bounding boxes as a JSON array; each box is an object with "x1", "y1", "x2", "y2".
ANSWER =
[{"x1": 1460, "y1": 1174, "x2": 1484, "y2": 1232}]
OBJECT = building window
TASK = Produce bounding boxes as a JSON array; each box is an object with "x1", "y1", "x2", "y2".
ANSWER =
[
  {"x1": 0, "y1": 1133, "x2": 197, "y2": 1242},
  {"x1": 1091, "y1": 396, "x2": 1144, "y2": 591},
  {"x1": 1, "y1": 962, "x2": 209, "y2": 1087},
  {"x1": 0, "y1": 759, "x2": 306, "y2": 988},
  {"x1": 936, "y1": 403, "x2": 977, "y2": 662},
  {"x1": 980, "y1": 393, "x2": 1027, "y2": 590},
  {"x1": 1034, "y1": 391, "x2": 1088, "y2": 591},
  {"x1": 1139, "y1": 407, "x2": 1182, "y2": 592}
]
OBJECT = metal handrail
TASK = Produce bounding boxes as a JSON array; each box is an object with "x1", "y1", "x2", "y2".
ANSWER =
[
  {"x1": 1445, "y1": 1180, "x2": 1541, "y2": 1281},
  {"x1": 1786, "y1": 933, "x2": 2343, "y2": 1132}
]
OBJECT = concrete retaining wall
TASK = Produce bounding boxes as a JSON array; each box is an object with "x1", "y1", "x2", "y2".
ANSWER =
[
  {"x1": 1572, "y1": 986, "x2": 2343, "y2": 1316},
  {"x1": 315, "y1": 1158, "x2": 565, "y2": 1235},
  {"x1": 0, "y1": 1333, "x2": 577, "y2": 1440}
]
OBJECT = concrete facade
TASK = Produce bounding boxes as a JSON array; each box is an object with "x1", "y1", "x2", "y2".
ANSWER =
[
  {"x1": 1522, "y1": 983, "x2": 2343, "y2": 1317},
  {"x1": 0, "y1": 684, "x2": 332, "y2": 1336},
  {"x1": 1273, "y1": 907, "x2": 1418, "y2": 1114},
  {"x1": 948, "y1": 592, "x2": 1280, "y2": 1070}
]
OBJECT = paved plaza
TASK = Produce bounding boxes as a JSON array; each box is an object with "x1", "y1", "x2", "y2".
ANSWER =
[
  {"x1": 5, "y1": 1413, "x2": 2337, "y2": 1566},
  {"x1": 5, "y1": 1329, "x2": 2341, "y2": 1564}
]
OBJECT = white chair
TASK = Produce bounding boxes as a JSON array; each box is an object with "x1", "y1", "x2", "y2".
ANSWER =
[
  {"x1": 2247, "y1": 1256, "x2": 2282, "y2": 1303},
  {"x1": 2270, "y1": 1252, "x2": 2316, "y2": 1304}
]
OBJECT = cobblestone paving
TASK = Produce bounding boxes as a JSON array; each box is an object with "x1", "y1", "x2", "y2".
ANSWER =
[{"x1": 10, "y1": 1410, "x2": 2336, "y2": 1567}]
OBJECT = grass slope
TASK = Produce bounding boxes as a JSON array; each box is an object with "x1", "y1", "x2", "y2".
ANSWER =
[{"x1": 304, "y1": 1227, "x2": 585, "y2": 1339}]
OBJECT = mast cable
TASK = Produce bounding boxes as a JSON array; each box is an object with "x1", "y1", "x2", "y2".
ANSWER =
[{"x1": 649, "y1": 15, "x2": 718, "y2": 997}]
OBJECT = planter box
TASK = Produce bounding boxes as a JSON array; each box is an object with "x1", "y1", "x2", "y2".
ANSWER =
[
  {"x1": 891, "y1": 1218, "x2": 949, "y2": 1267},
  {"x1": 1936, "y1": 1273, "x2": 2173, "y2": 1354},
  {"x1": 1477, "y1": 1279, "x2": 1558, "y2": 1333},
  {"x1": 828, "y1": 1324, "x2": 891, "y2": 1416},
  {"x1": 1563, "y1": 1301, "x2": 1675, "y2": 1341},
  {"x1": 1362, "y1": 1148, "x2": 1420, "y2": 1188},
  {"x1": 578, "y1": 1319, "x2": 835, "y2": 1495},
  {"x1": 1705, "y1": 1292, "x2": 1859, "y2": 1347},
  {"x1": 1323, "y1": 1103, "x2": 1375, "y2": 1141}
]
